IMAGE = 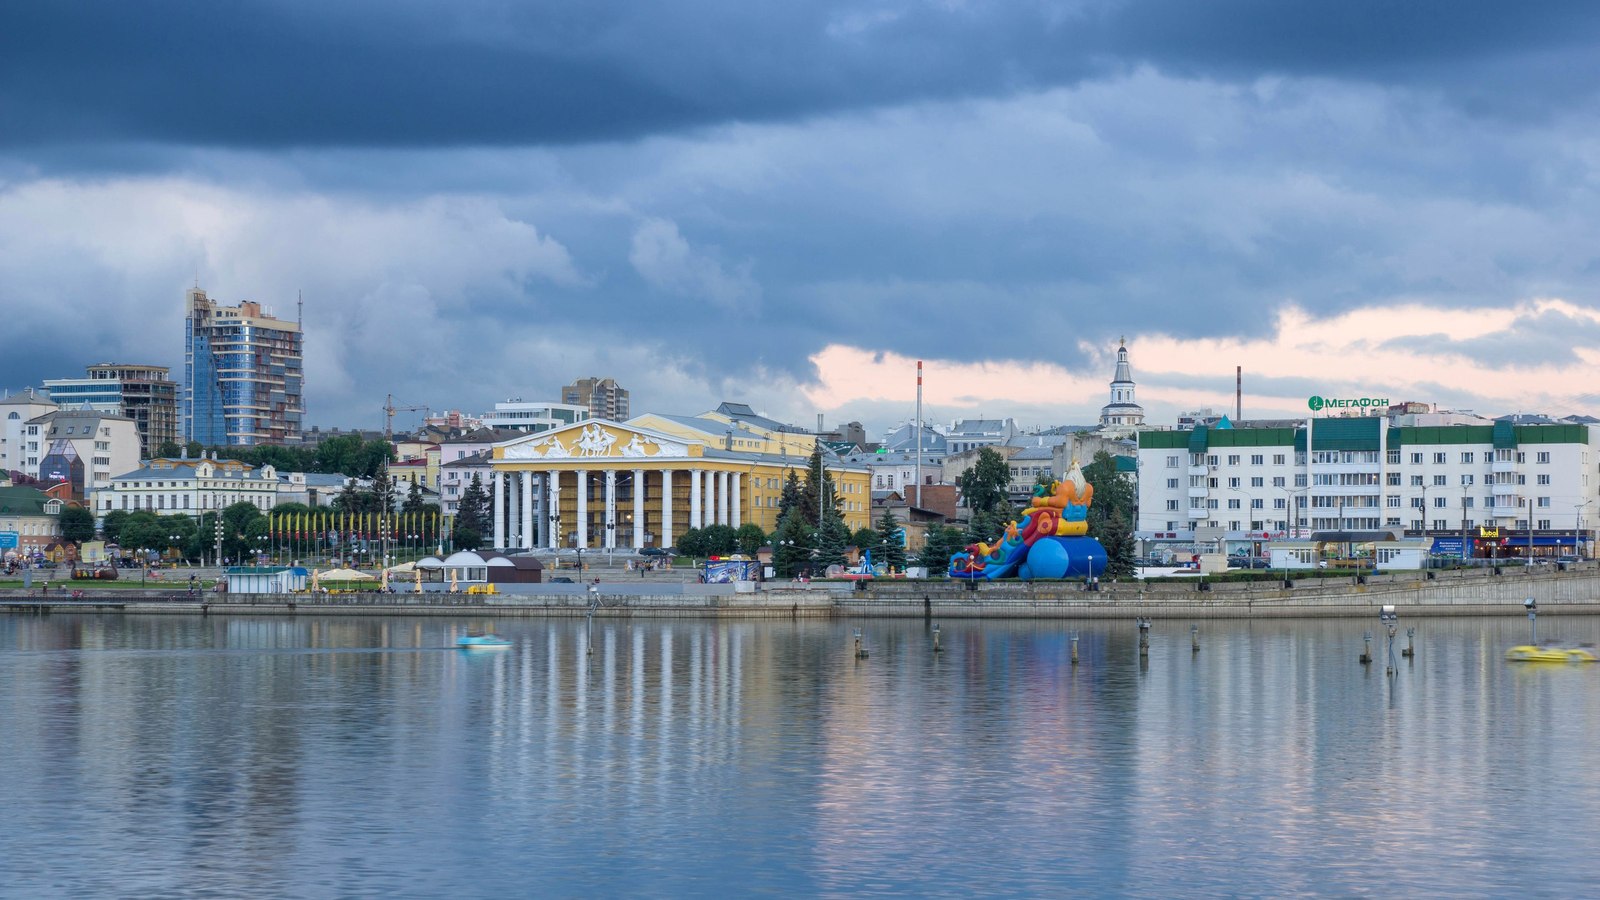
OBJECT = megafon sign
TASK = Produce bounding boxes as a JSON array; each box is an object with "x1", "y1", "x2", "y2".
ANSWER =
[{"x1": 1308, "y1": 395, "x2": 1389, "y2": 412}]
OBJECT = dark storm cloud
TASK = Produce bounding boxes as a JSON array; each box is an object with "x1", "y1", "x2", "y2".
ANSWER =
[
  {"x1": 0, "y1": 0, "x2": 1089, "y2": 149},
  {"x1": 7, "y1": 1, "x2": 1600, "y2": 151}
]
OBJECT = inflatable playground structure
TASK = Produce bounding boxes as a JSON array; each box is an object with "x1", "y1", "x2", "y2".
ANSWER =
[{"x1": 949, "y1": 460, "x2": 1108, "y2": 581}]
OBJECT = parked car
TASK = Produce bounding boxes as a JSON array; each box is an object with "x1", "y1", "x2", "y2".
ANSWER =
[
  {"x1": 640, "y1": 547, "x2": 671, "y2": 557},
  {"x1": 550, "y1": 576, "x2": 575, "y2": 584}
]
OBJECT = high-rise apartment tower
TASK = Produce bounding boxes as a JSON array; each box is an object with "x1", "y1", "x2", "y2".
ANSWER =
[
  {"x1": 183, "y1": 287, "x2": 304, "y2": 446},
  {"x1": 44, "y1": 364, "x2": 178, "y2": 458},
  {"x1": 561, "y1": 377, "x2": 629, "y2": 421}
]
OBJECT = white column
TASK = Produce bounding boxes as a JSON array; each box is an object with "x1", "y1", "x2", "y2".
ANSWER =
[
  {"x1": 717, "y1": 471, "x2": 729, "y2": 525},
  {"x1": 508, "y1": 472, "x2": 520, "y2": 548},
  {"x1": 633, "y1": 468, "x2": 645, "y2": 548},
  {"x1": 690, "y1": 469, "x2": 702, "y2": 529},
  {"x1": 732, "y1": 472, "x2": 741, "y2": 529},
  {"x1": 492, "y1": 470, "x2": 505, "y2": 549},
  {"x1": 705, "y1": 471, "x2": 717, "y2": 525},
  {"x1": 604, "y1": 470, "x2": 617, "y2": 549},
  {"x1": 661, "y1": 469, "x2": 674, "y2": 549},
  {"x1": 577, "y1": 470, "x2": 589, "y2": 549},
  {"x1": 547, "y1": 471, "x2": 560, "y2": 549},
  {"x1": 521, "y1": 471, "x2": 534, "y2": 550}
]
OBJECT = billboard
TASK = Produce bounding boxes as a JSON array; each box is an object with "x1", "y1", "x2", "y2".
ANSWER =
[{"x1": 703, "y1": 559, "x2": 758, "y2": 583}]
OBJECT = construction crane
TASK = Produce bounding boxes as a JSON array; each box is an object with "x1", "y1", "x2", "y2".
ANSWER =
[{"x1": 383, "y1": 394, "x2": 430, "y2": 440}]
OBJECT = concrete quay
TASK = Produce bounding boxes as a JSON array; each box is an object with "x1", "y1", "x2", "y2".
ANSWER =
[{"x1": 4, "y1": 566, "x2": 1598, "y2": 619}]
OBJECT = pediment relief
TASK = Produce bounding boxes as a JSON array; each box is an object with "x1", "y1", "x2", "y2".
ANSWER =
[{"x1": 501, "y1": 422, "x2": 692, "y2": 461}]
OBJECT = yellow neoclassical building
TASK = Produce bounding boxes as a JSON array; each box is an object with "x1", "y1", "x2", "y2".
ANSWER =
[{"x1": 487, "y1": 416, "x2": 871, "y2": 551}]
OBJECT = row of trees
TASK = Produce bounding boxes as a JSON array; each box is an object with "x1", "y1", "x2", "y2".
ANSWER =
[
  {"x1": 95, "y1": 495, "x2": 444, "y2": 565},
  {"x1": 151, "y1": 434, "x2": 395, "y2": 479}
]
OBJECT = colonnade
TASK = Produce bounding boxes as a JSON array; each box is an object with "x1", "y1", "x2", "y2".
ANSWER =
[{"x1": 490, "y1": 468, "x2": 745, "y2": 551}]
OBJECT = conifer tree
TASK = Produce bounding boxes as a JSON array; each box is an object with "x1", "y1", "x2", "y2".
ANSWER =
[
  {"x1": 874, "y1": 507, "x2": 908, "y2": 572},
  {"x1": 771, "y1": 511, "x2": 813, "y2": 578},
  {"x1": 1101, "y1": 509, "x2": 1137, "y2": 579}
]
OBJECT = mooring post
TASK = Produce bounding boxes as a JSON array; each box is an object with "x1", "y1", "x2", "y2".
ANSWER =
[
  {"x1": 854, "y1": 628, "x2": 868, "y2": 659},
  {"x1": 586, "y1": 598, "x2": 597, "y2": 656},
  {"x1": 1191, "y1": 623, "x2": 1200, "y2": 654},
  {"x1": 931, "y1": 623, "x2": 942, "y2": 653},
  {"x1": 1403, "y1": 627, "x2": 1416, "y2": 659},
  {"x1": 1525, "y1": 597, "x2": 1538, "y2": 645},
  {"x1": 1360, "y1": 630, "x2": 1373, "y2": 665},
  {"x1": 1070, "y1": 631, "x2": 1080, "y2": 665},
  {"x1": 1137, "y1": 618, "x2": 1151, "y2": 659}
]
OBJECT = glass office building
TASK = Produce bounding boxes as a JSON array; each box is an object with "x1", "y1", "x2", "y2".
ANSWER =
[{"x1": 183, "y1": 288, "x2": 304, "y2": 446}]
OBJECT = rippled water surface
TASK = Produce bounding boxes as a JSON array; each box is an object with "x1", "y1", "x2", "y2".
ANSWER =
[{"x1": 3, "y1": 614, "x2": 1599, "y2": 897}]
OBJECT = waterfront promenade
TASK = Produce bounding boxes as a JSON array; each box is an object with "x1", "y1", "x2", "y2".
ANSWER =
[{"x1": 5, "y1": 562, "x2": 1599, "y2": 619}]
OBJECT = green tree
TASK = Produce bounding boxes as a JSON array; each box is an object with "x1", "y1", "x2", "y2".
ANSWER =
[
  {"x1": 799, "y1": 447, "x2": 842, "y2": 529},
  {"x1": 851, "y1": 527, "x2": 878, "y2": 552},
  {"x1": 814, "y1": 516, "x2": 850, "y2": 571},
  {"x1": 184, "y1": 440, "x2": 204, "y2": 459},
  {"x1": 916, "y1": 524, "x2": 967, "y2": 574},
  {"x1": 1082, "y1": 451, "x2": 1137, "y2": 540},
  {"x1": 735, "y1": 523, "x2": 767, "y2": 557},
  {"x1": 362, "y1": 439, "x2": 397, "y2": 477},
  {"x1": 57, "y1": 506, "x2": 96, "y2": 544},
  {"x1": 771, "y1": 511, "x2": 813, "y2": 578},
  {"x1": 874, "y1": 507, "x2": 908, "y2": 572},
  {"x1": 676, "y1": 527, "x2": 706, "y2": 558},
  {"x1": 221, "y1": 501, "x2": 266, "y2": 562},
  {"x1": 312, "y1": 434, "x2": 365, "y2": 476},
  {"x1": 332, "y1": 478, "x2": 382, "y2": 515},
  {"x1": 153, "y1": 441, "x2": 183, "y2": 459},
  {"x1": 776, "y1": 470, "x2": 804, "y2": 522},
  {"x1": 699, "y1": 524, "x2": 739, "y2": 556},
  {"x1": 401, "y1": 481, "x2": 426, "y2": 516},
  {"x1": 161, "y1": 514, "x2": 198, "y2": 561},
  {"x1": 453, "y1": 474, "x2": 490, "y2": 550},
  {"x1": 1101, "y1": 509, "x2": 1136, "y2": 579},
  {"x1": 100, "y1": 508, "x2": 130, "y2": 542},
  {"x1": 958, "y1": 447, "x2": 1012, "y2": 513},
  {"x1": 114, "y1": 510, "x2": 159, "y2": 549}
]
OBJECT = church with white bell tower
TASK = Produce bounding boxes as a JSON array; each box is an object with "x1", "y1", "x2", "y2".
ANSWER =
[{"x1": 1098, "y1": 338, "x2": 1145, "y2": 436}]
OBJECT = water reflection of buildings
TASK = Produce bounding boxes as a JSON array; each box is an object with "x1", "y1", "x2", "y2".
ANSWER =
[{"x1": 12, "y1": 615, "x2": 1600, "y2": 895}]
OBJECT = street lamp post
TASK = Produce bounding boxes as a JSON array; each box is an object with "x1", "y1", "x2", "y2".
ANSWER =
[
  {"x1": 213, "y1": 515, "x2": 224, "y2": 571},
  {"x1": 1575, "y1": 502, "x2": 1591, "y2": 560},
  {"x1": 1527, "y1": 496, "x2": 1535, "y2": 571},
  {"x1": 170, "y1": 534, "x2": 181, "y2": 569}
]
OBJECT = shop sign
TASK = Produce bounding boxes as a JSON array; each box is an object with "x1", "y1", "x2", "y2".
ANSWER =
[{"x1": 1308, "y1": 395, "x2": 1390, "y2": 412}]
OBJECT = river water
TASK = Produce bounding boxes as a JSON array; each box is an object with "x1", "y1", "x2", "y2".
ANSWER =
[{"x1": 2, "y1": 613, "x2": 1597, "y2": 897}]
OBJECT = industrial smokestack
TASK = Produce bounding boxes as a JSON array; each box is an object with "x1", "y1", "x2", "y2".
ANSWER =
[{"x1": 1236, "y1": 366, "x2": 1242, "y2": 422}]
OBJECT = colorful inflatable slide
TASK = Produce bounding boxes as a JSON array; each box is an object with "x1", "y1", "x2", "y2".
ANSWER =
[{"x1": 948, "y1": 459, "x2": 1108, "y2": 580}]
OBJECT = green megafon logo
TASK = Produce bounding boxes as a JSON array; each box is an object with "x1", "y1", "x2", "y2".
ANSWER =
[{"x1": 1309, "y1": 394, "x2": 1389, "y2": 412}]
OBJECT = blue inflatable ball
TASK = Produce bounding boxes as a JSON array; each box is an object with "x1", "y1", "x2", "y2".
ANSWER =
[{"x1": 1025, "y1": 538, "x2": 1072, "y2": 580}]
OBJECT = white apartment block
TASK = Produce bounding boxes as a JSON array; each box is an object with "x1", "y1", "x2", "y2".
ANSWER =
[
  {"x1": 1138, "y1": 418, "x2": 1599, "y2": 557},
  {"x1": 97, "y1": 455, "x2": 280, "y2": 516}
]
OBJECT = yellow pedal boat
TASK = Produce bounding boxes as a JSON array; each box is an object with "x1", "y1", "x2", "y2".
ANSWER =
[{"x1": 1505, "y1": 644, "x2": 1598, "y2": 663}]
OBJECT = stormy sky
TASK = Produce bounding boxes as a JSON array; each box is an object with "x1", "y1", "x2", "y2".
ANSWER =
[{"x1": 5, "y1": 0, "x2": 1600, "y2": 435}]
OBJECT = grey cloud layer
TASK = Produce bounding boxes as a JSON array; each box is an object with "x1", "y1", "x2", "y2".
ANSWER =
[
  {"x1": 6, "y1": 2, "x2": 1600, "y2": 429},
  {"x1": 7, "y1": 1, "x2": 1600, "y2": 150}
]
